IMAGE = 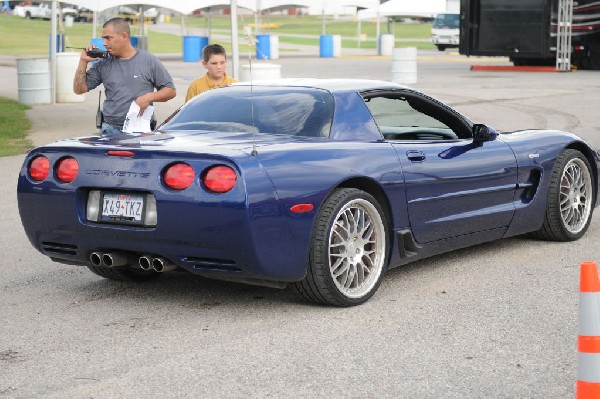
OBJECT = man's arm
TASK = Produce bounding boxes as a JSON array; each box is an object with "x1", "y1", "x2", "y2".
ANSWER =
[
  {"x1": 73, "y1": 47, "x2": 99, "y2": 94},
  {"x1": 73, "y1": 59, "x2": 90, "y2": 95},
  {"x1": 152, "y1": 86, "x2": 177, "y2": 103},
  {"x1": 135, "y1": 87, "x2": 177, "y2": 115}
]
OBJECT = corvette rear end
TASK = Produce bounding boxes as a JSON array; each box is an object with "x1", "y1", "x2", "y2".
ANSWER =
[{"x1": 17, "y1": 133, "x2": 308, "y2": 286}]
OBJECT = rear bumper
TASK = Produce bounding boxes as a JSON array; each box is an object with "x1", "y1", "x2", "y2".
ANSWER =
[
  {"x1": 17, "y1": 147, "x2": 312, "y2": 283},
  {"x1": 18, "y1": 187, "x2": 309, "y2": 282}
]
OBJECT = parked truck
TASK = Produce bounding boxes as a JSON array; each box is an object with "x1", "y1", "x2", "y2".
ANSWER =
[
  {"x1": 18, "y1": 3, "x2": 51, "y2": 19},
  {"x1": 14, "y1": 3, "x2": 80, "y2": 21},
  {"x1": 459, "y1": 0, "x2": 600, "y2": 69},
  {"x1": 431, "y1": 0, "x2": 461, "y2": 51},
  {"x1": 432, "y1": 13, "x2": 461, "y2": 50}
]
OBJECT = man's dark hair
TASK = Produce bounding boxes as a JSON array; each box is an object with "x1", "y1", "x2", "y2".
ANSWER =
[
  {"x1": 203, "y1": 44, "x2": 227, "y2": 63},
  {"x1": 103, "y1": 17, "x2": 131, "y2": 36}
]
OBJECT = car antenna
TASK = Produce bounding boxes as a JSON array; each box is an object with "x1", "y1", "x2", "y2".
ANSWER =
[{"x1": 241, "y1": 16, "x2": 258, "y2": 156}]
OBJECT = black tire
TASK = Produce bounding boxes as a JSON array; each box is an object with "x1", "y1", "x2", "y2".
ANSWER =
[
  {"x1": 25, "y1": 11, "x2": 31, "y2": 19},
  {"x1": 436, "y1": 45, "x2": 447, "y2": 51},
  {"x1": 87, "y1": 265, "x2": 161, "y2": 282},
  {"x1": 294, "y1": 188, "x2": 389, "y2": 306},
  {"x1": 532, "y1": 149, "x2": 594, "y2": 241}
]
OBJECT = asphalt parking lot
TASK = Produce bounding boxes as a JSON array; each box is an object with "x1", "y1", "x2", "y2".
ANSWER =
[{"x1": 1, "y1": 49, "x2": 600, "y2": 398}]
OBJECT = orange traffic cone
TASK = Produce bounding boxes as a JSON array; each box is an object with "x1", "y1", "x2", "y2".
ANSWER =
[{"x1": 577, "y1": 261, "x2": 600, "y2": 399}]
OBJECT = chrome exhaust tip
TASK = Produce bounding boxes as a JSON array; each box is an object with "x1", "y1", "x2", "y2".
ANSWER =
[
  {"x1": 90, "y1": 252, "x2": 103, "y2": 266},
  {"x1": 152, "y1": 257, "x2": 177, "y2": 273},
  {"x1": 138, "y1": 255, "x2": 153, "y2": 271}
]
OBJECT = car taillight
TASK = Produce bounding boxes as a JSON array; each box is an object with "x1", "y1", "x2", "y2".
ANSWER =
[
  {"x1": 203, "y1": 165, "x2": 237, "y2": 193},
  {"x1": 56, "y1": 157, "x2": 79, "y2": 183},
  {"x1": 163, "y1": 163, "x2": 195, "y2": 190},
  {"x1": 28, "y1": 155, "x2": 50, "y2": 182}
]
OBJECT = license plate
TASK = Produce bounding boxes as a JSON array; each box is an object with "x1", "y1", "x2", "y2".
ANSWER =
[{"x1": 101, "y1": 192, "x2": 145, "y2": 224}]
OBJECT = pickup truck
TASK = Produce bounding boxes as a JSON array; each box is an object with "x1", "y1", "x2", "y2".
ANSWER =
[
  {"x1": 14, "y1": 3, "x2": 79, "y2": 20},
  {"x1": 19, "y1": 3, "x2": 51, "y2": 20}
]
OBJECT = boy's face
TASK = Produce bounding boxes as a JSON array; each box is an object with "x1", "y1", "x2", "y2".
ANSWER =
[{"x1": 203, "y1": 54, "x2": 227, "y2": 81}]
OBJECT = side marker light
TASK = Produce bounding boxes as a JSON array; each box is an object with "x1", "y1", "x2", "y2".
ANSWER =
[{"x1": 290, "y1": 204, "x2": 314, "y2": 213}]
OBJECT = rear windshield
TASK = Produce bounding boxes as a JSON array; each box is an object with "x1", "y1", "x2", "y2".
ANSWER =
[
  {"x1": 433, "y1": 13, "x2": 459, "y2": 29},
  {"x1": 161, "y1": 86, "x2": 335, "y2": 138}
]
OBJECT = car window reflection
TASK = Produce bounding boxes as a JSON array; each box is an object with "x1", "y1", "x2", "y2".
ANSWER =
[{"x1": 162, "y1": 86, "x2": 335, "y2": 138}]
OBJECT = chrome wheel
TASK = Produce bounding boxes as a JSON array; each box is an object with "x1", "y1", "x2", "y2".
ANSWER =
[
  {"x1": 295, "y1": 188, "x2": 389, "y2": 306},
  {"x1": 328, "y1": 198, "x2": 386, "y2": 299},
  {"x1": 533, "y1": 149, "x2": 595, "y2": 241},
  {"x1": 560, "y1": 158, "x2": 593, "y2": 234}
]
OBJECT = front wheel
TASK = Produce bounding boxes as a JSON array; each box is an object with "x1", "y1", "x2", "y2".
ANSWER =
[
  {"x1": 533, "y1": 149, "x2": 595, "y2": 241},
  {"x1": 294, "y1": 188, "x2": 389, "y2": 306}
]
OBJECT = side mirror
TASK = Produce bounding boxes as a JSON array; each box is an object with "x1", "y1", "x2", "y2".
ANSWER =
[{"x1": 472, "y1": 124, "x2": 498, "y2": 144}]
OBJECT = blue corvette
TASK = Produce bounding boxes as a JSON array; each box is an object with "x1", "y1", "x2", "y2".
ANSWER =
[{"x1": 17, "y1": 79, "x2": 600, "y2": 306}]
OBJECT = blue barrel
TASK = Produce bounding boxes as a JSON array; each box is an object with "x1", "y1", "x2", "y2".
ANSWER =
[
  {"x1": 183, "y1": 36, "x2": 201, "y2": 62},
  {"x1": 256, "y1": 34, "x2": 271, "y2": 60},
  {"x1": 320, "y1": 35, "x2": 334, "y2": 58},
  {"x1": 198, "y1": 36, "x2": 209, "y2": 58},
  {"x1": 90, "y1": 38, "x2": 106, "y2": 50},
  {"x1": 48, "y1": 34, "x2": 65, "y2": 54},
  {"x1": 130, "y1": 35, "x2": 149, "y2": 51}
]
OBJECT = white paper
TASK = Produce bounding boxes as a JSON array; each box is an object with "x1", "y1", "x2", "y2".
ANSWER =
[{"x1": 122, "y1": 101, "x2": 154, "y2": 134}]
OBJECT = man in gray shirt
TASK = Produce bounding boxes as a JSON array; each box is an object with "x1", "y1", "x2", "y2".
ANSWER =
[{"x1": 73, "y1": 17, "x2": 176, "y2": 136}]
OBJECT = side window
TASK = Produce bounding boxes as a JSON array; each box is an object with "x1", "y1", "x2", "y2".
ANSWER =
[{"x1": 364, "y1": 95, "x2": 462, "y2": 141}]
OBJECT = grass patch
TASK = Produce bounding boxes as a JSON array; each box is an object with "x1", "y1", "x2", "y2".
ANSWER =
[
  {"x1": 276, "y1": 35, "x2": 434, "y2": 50},
  {"x1": 181, "y1": 14, "x2": 435, "y2": 50},
  {"x1": 0, "y1": 97, "x2": 33, "y2": 157},
  {"x1": 0, "y1": 15, "x2": 186, "y2": 55},
  {"x1": 0, "y1": 14, "x2": 432, "y2": 56},
  {"x1": 181, "y1": 14, "x2": 434, "y2": 47},
  {"x1": 0, "y1": 14, "x2": 258, "y2": 55}
]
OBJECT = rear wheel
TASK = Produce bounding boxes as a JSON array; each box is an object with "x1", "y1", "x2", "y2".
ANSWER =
[
  {"x1": 436, "y1": 45, "x2": 447, "y2": 51},
  {"x1": 87, "y1": 265, "x2": 161, "y2": 282},
  {"x1": 294, "y1": 188, "x2": 389, "y2": 306},
  {"x1": 533, "y1": 149, "x2": 594, "y2": 241}
]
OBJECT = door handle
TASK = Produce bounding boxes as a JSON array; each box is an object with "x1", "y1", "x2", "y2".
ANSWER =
[{"x1": 406, "y1": 150, "x2": 426, "y2": 162}]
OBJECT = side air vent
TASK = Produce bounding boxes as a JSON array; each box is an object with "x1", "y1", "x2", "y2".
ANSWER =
[
  {"x1": 41, "y1": 242, "x2": 78, "y2": 256},
  {"x1": 520, "y1": 169, "x2": 542, "y2": 203},
  {"x1": 181, "y1": 257, "x2": 241, "y2": 272}
]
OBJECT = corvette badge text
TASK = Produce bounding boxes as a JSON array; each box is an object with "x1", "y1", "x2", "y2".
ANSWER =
[{"x1": 85, "y1": 170, "x2": 150, "y2": 178}]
